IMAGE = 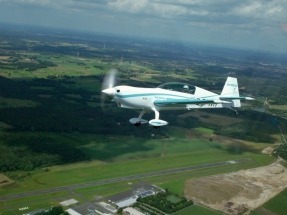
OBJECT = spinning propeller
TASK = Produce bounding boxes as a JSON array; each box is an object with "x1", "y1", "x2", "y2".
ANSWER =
[{"x1": 101, "y1": 69, "x2": 118, "y2": 109}]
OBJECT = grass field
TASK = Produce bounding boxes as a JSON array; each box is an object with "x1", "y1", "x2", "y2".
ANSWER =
[
  {"x1": 0, "y1": 134, "x2": 275, "y2": 214},
  {"x1": 0, "y1": 134, "x2": 273, "y2": 194},
  {"x1": 0, "y1": 54, "x2": 108, "y2": 79},
  {"x1": 0, "y1": 53, "x2": 164, "y2": 83},
  {"x1": 251, "y1": 188, "x2": 287, "y2": 215},
  {"x1": 0, "y1": 191, "x2": 71, "y2": 215},
  {"x1": 0, "y1": 155, "x2": 273, "y2": 215},
  {"x1": 175, "y1": 205, "x2": 222, "y2": 215},
  {"x1": 166, "y1": 194, "x2": 182, "y2": 203}
]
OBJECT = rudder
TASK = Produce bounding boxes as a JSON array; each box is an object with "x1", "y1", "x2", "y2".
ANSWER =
[{"x1": 221, "y1": 77, "x2": 241, "y2": 107}]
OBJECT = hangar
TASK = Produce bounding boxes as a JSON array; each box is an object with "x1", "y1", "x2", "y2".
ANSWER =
[{"x1": 67, "y1": 182, "x2": 163, "y2": 215}]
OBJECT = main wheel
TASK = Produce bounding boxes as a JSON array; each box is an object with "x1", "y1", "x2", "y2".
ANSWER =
[{"x1": 134, "y1": 122, "x2": 141, "y2": 127}]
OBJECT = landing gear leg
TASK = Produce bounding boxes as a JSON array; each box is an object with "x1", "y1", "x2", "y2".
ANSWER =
[
  {"x1": 148, "y1": 108, "x2": 169, "y2": 128},
  {"x1": 138, "y1": 109, "x2": 146, "y2": 120},
  {"x1": 129, "y1": 109, "x2": 148, "y2": 126},
  {"x1": 152, "y1": 108, "x2": 160, "y2": 128},
  {"x1": 152, "y1": 108, "x2": 160, "y2": 120},
  {"x1": 134, "y1": 109, "x2": 146, "y2": 126}
]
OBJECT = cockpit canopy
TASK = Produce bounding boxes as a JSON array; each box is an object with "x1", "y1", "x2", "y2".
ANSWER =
[{"x1": 157, "y1": 82, "x2": 196, "y2": 94}]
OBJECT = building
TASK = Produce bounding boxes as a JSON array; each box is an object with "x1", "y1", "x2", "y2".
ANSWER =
[
  {"x1": 67, "y1": 182, "x2": 163, "y2": 215},
  {"x1": 108, "y1": 182, "x2": 163, "y2": 208},
  {"x1": 123, "y1": 207, "x2": 145, "y2": 215}
]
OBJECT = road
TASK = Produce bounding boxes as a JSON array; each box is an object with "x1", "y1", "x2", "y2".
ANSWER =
[{"x1": 0, "y1": 159, "x2": 248, "y2": 201}]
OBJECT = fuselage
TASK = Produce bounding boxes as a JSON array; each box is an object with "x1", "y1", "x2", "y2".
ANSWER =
[{"x1": 113, "y1": 85, "x2": 231, "y2": 111}]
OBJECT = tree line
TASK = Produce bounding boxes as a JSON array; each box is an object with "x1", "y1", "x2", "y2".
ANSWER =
[
  {"x1": 35, "y1": 206, "x2": 68, "y2": 215},
  {"x1": 137, "y1": 190, "x2": 193, "y2": 214}
]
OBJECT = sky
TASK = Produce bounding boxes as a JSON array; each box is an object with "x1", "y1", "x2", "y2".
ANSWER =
[{"x1": 0, "y1": 0, "x2": 287, "y2": 53}]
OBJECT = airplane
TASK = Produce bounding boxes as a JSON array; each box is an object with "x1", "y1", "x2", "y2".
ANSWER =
[{"x1": 101, "y1": 70, "x2": 254, "y2": 127}]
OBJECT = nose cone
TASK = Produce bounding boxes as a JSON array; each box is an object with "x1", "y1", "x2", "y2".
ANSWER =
[{"x1": 102, "y1": 88, "x2": 116, "y2": 96}]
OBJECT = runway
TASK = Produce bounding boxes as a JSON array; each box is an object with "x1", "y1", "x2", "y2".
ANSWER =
[{"x1": 0, "y1": 159, "x2": 248, "y2": 201}]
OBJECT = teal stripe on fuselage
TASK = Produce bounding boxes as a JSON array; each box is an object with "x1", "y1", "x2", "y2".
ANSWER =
[
  {"x1": 154, "y1": 98, "x2": 214, "y2": 106},
  {"x1": 115, "y1": 93, "x2": 189, "y2": 99}
]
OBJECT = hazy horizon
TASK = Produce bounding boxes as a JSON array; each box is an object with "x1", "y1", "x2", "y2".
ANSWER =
[{"x1": 0, "y1": 0, "x2": 286, "y2": 54}]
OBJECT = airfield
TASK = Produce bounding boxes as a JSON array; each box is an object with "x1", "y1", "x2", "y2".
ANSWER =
[
  {"x1": 0, "y1": 25, "x2": 287, "y2": 214},
  {"x1": 185, "y1": 149, "x2": 287, "y2": 214}
]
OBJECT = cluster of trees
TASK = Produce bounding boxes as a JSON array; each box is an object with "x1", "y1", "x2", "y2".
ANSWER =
[
  {"x1": 0, "y1": 134, "x2": 87, "y2": 173},
  {"x1": 274, "y1": 144, "x2": 287, "y2": 160},
  {"x1": 202, "y1": 109, "x2": 280, "y2": 144},
  {"x1": 15, "y1": 59, "x2": 56, "y2": 71},
  {"x1": 35, "y1": 206, "x2": 68, "y2": 215},
  {"x1": 214, "y1": 128, "x2": 275, "y2": 143},
  {"x1": 0, "y1": 76, "x2": 147, "y2": 173},
  {"x1": 0, "y1": 76, "x2": 132, "y2": 134},
  {"x1": 0, "y1": 55, "x2": 56, "y2": 72},
  {"x1": 137, "y1": 191, "x2": 193, "y2": 214}
]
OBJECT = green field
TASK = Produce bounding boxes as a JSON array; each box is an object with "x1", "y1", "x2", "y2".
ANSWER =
[
  {"x1": 0, "y1": 134, "x2": 275, "y2": 214},
  {"x1": 0, "y1": 133, "x2": 274, "y2": 195},
  {"x1": 0, "y1": 191, "x2": 71, "y2": 215},
  {"x1": 175, "y1": 205, "x2": 222, "y2": 215},
  {"x1": 251, "y1": 188, "x2": 287, "y2": 215}
]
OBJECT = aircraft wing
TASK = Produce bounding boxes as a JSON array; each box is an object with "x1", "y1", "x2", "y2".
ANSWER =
[{"x1": 154, "y1": 98, "x2": 230, "y2": 107}]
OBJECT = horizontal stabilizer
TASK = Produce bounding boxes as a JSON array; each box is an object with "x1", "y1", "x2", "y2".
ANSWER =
[
  {"x1": 213, "y1": 99, "x2": 231, "y2": 104},
  {"x1": 220, "y1": 96, "x2": 255, "y2": 101}
]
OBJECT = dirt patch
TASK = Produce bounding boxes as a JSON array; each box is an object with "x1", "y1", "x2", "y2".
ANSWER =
[
  {"x1": 184, "y1": 159, "x2": 287, "y2": 215},
  {"x1": 0, "y1": 174, "x2": 14, "y2": 187},
  {"x1": 262, "y1": 144, "x2": 279, "y2": 155},
  {"x1": 0, "y1": 56, "x2": 10, "y2": 60}
]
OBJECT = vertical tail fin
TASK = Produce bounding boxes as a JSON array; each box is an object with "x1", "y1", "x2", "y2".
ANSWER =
[{"x1": 221, "y1": 77, "x2": 241, "y2": 107}]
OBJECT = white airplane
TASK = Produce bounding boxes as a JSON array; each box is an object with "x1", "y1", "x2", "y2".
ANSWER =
[{"x1": 102, "y1": 70, "x2": 254, "y2": 127}]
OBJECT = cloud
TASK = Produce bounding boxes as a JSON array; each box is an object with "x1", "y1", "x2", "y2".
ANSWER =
[
  {"x1": 0, "y1": 0, "x2": 108, "y2": 12},
  {"x1": 1, "y1": 0, "x2": 55, "y2": 7},
  {"x1": 0, "y1": 0, "x2": 286, "y2": 52},
  {"x1": 3, "y1": 0, "x2": 285, "y2": 25},
  {"x1": 108, "y1": 0, "x2": 148, "y2": 13},
  {"x1": 233, "y1": 0, "x2": 285, "y2": 19},
  {"x1": 107, "y1": 0, "x2": 210, "y2": 18}
]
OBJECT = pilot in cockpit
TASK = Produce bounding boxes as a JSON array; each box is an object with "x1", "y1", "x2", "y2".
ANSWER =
[{"x1": 183, "y1": 84, "x2": 190, "y2": 93}]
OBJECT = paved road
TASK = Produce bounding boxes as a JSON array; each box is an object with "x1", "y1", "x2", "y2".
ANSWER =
[{"x1": 0, "y1": 159, "x2": 248, "y2": 201}]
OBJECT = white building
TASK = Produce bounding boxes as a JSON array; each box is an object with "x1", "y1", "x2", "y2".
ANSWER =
[{"x1": 123, "y1": 207, "x2": 145, "y2": 215}]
